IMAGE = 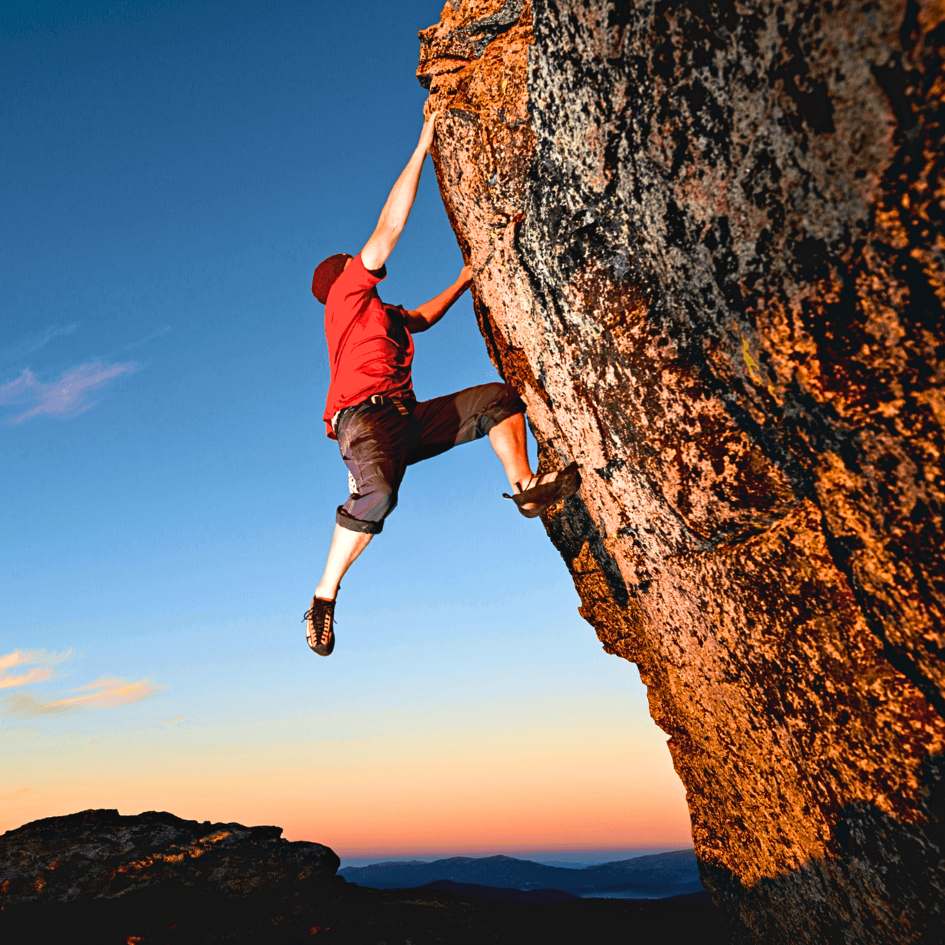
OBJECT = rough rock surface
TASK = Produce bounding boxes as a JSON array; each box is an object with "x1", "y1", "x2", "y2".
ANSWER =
[
  {"x1": 0, "y1": 808, "x2": 339, "y2": 904},
  {"x1": 418, "y1": 2, "x2": 945, "y2": 943}
]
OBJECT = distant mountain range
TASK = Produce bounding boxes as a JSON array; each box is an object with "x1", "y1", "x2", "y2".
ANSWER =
[{"x1": 340, "y1": 849, "x2": 702, "y2": 898}]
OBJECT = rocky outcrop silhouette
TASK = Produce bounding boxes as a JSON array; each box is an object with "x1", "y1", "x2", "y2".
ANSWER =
[
  {"x1": 0, "y1": 809, "x2": 726, "y2": 944},
  {"x1": 0, "y1": 808, "x2": 339, "y2": 904},
  {"x1": 418, "y1": 2, "x2": 945, "y2": 943}
]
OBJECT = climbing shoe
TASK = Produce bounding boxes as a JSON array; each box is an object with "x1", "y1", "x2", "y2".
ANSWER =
[
  {"x1": 303, "y1": 595, "x2": 336, "y2": 656},
  {"x1": 503, "y1": 461, "x2": 581, "y2": 519}
]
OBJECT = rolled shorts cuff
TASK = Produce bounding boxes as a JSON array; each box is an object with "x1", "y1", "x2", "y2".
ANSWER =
[
  {"x1": 335, "y1": 506, "x2": 384, "y2": 535},
  {"x1": 477, "y1": 389, "x2": 526, "y2": 437}
]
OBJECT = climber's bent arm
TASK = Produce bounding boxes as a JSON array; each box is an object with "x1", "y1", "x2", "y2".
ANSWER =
[
  {"x1": 360, "y1": 113, "x2": 438, "y2": 272},
  {"x1": 404, "y1": 266, "x2": 472, "y2": 333}
]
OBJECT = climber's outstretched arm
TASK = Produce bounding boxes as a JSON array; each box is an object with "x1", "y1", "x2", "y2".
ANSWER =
[
  {"x1": 360, "y1": 113, "x2": 438, "y2": 272},
  {"x1": 404, "y1": 265, "x2": 473, "y2": 333}
]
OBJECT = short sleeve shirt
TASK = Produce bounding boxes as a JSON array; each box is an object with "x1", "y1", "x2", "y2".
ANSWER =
[{"x1": 322, "y1": 254, "x2": 415, "y2": 438}]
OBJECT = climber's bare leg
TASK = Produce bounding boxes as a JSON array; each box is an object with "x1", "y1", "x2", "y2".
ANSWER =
[
  {"x1": 488, "y1": 410, "x2": 567, "y2": 490},
  {"x1": 488, "y1": 411, "x2": 533, "y2": 490},
  {"x1": 488, "y1": 410, "x2": 580, "y2": 515},
  {"x1": 314, "y1": 525, "x2": 373, "y2": 601}
]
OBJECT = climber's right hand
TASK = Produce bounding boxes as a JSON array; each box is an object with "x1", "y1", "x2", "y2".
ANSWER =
[{"x1": 419, "y1": 110, "x2": 439, "y2": 154}]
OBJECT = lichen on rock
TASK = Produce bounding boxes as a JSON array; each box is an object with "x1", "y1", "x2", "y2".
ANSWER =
[{"x1": 418, "y1": 2, "x2": 945, "y2": 942}]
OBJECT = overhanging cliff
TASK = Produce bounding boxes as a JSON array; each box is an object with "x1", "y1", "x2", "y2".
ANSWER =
[{"x1": 418, "y1": 2, "x2": 945, "y2": 942}]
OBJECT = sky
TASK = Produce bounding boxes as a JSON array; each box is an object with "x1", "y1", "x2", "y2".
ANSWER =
[{"x1": 0, "y1": 0, "x2": 693, "y2": 863}]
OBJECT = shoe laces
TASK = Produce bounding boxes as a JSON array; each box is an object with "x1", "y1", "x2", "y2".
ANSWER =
[{"x1": 303, "y1": 599, "x2": 336, "y2": 645}]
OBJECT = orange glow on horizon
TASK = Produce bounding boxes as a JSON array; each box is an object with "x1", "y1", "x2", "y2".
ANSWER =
[{"x1": 3, "y1": 697, "x2": 693, "y2": 859}]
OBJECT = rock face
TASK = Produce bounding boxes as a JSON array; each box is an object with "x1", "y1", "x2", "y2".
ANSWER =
[
  {"x1": 0, "y1": 808, "x2": 339, "y2": 904},
  {"x1": 418, "y1": 2, "x2": 945, "y2": 943}
]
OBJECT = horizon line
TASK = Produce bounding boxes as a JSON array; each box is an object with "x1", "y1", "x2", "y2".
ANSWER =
[{"x1": 337, "y1": 843, "x2": 694, "y2": 863}]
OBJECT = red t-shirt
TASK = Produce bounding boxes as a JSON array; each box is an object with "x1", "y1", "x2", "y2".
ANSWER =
[{"x1": 322, "y1": 254, "x2": 415, "y2": 438}]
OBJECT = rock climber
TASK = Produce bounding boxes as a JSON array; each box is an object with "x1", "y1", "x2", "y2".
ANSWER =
[{"x1": 304, "y1": 110, "x2": 580, "y2": 656}]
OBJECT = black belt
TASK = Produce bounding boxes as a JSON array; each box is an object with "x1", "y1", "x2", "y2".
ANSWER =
[{"x1": 368, "y1": 393, "x2": 416, "y2": 415}]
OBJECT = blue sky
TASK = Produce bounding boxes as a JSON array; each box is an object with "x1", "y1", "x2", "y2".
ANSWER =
[{"x1": 0, "y1": 0, "x2": 691, "y2": 860}]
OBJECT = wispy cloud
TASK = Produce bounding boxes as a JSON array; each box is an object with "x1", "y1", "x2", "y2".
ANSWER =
[
  {"x1": 0, "y1": 667, "x2": 54, "y2": 689},
  {"x1": 0, "y1": 649, "x2": 71, "y2": 689},
  {"x1": 5, "y1": 677, "x2": 158, "y2": 718},
  {"x1": 0, "y1": 323, "x2": 79, "y2": 364},
  {"x1": 0, "y1": 360, "x2": 138, "y2": 423},
  {"x1": 121, "y1": 325, "x2": 171, "y2": 352},
  {"x1": 1, "y1": 650, "x2": 157, "y2": 718}
]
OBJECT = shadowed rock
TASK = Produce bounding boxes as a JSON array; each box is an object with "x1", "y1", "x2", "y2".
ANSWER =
[
  {"x1": 0, "y1": 808, "x2": 339, "y2": 904},
  {"x1": 418, "y1": 2, "x2": 945, "y2": 943}
]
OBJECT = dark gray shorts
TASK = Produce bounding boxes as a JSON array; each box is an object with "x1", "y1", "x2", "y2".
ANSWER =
[{"x1": 333, "y1": 382, "x2": 525, "y2": 534}]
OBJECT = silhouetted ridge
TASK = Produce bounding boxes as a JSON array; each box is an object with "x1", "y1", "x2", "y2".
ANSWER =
[{"x1": 340, "y1": 849, "x2": 701, "y2": 896}]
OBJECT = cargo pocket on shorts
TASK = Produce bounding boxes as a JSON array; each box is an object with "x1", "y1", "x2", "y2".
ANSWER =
[{"x1": 336, "y1": 419, "x2": 363, "y2": 497}]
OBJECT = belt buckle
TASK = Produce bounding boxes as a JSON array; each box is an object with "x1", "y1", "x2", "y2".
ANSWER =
[{"x1": 369, "y1": 393, "x2": 410, "y2": 415}]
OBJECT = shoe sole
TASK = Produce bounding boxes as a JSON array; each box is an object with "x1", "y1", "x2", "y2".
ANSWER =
[{"x1": 515, "y1": 463, "x2": 581, "y2": 518}]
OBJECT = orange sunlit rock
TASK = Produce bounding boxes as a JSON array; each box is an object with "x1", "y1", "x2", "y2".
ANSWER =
[{"x1": 418, "y1": 2, "x2": 945, "y2": 943}]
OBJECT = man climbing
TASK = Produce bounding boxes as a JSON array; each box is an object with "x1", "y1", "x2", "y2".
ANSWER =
[{"x1": 304, "y1": 111, "x2": 580, "y2": 656}]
